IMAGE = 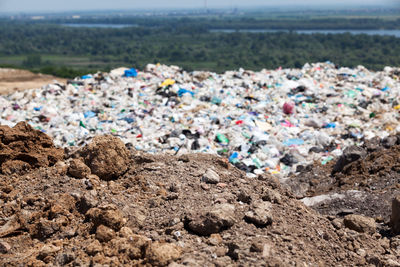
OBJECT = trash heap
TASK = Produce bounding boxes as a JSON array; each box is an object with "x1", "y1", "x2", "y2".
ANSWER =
[{"x1": 1, "y1": 62, "x2": 399, "y2": 177}]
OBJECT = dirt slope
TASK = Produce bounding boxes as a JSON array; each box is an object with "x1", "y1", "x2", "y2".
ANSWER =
[
  {"x1": 0, "y1": 68, "x2": 66, "y2": 95},
  {"x1": 0, "y1": 122, "x2": 399, "y2": 266}
]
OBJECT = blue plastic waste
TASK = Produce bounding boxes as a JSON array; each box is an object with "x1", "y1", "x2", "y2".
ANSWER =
[
  {"x1": 177, "y1": 88, "x2": 195, "y2": 97},
  {"x1": 283, "y1": 138, "x2": 304, "y2": 146},
  {"x1": 211, "y1": 97, "x2": 222, "y2": 105},
  {"x1": 229, "y1": 152, "x2": 239, "y2": 163},
  {"x1": 124, "y1": 68, "x2": 138, "y2": 78},
  {"x1": 34, "y1": 106, "x2": 43, "y2": 111},
  {"x1": 323, "y1": 123, "x2": 336, "y2": 128},
  {"x1": 121, "y1": 117, "x2": 135, "y2": 123},
  {"x1": 84, "y1": 111, "x2": 96, "y2": 118}
]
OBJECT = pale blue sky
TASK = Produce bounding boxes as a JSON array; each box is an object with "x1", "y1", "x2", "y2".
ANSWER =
[{"x1": 0, "y1": 0, "x2": 398, "y2": 13}]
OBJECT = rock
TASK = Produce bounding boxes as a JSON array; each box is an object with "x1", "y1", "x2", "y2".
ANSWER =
[
  {"x1": 55, "y1": 252, "x2": 75, "y2": 265},
  {"x1": 96, "y1": 225, "x2": 116, "y2": 242},
  {"x1": 145, "y1": 242, "x2": 182, "y2": 266},
  {"x1": 344, "y1": 214, "x2": 376, "y2": 234},
  {"x1": 332, "y1": 146, "x2": 366, "y2": 174},
  {"x1": 0, "y1": 122, "x2": 64, "y2": 174},
  {"x1": 201, "y1": 169, "x2": 220, "y2": 184},
  {"x1": 79, "y1": 135, "x2": 130, "y2": 180},
  {"x1": 185, "y1": 204, "x2": 236, "y2": 236},
  {"x1": 86, "y1": 204, "x2": 126, "y2": 231},
  {"x1": 0, "y1": 241, "x2": 11, "y2": 254},
  {"x1": 68, "y1": 158, "x2": 91, "y2": 179},
  {"x1": 244, "y1": 201, "x2": 273, "y2": 227},
  {"x1": 391, "y1": 195, "x2": 400, "y2": 234}
]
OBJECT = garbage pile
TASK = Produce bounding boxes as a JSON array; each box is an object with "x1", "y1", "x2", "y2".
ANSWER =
[{"x1": 1, "y1": 62, "x2": 399, "y2": 177}]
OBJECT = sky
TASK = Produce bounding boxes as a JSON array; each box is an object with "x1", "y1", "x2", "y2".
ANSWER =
[{"x1": 0, "y1": 0, "x2": 398, "y2": 13}]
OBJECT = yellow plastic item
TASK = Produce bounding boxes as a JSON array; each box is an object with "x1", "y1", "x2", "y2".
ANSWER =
[
  {"x1": 161, "y1": 79, "x2": 175, "y2": 87},
  {"x1": 394, "y1": 105, "x2": 400, "y2": 110}
]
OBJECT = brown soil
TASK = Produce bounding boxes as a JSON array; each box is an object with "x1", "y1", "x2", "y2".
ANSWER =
[
  {"x1": 0, "y1": 68, "x2": 66, "y2": 95},
  {"x1": 0, "y1": 122, "x2": 64, "y2": 175},
  {"x1": 285, "y1": 137, "x2": 400, "y2": 225},
  {"x1": 0, "y1": 123, "x2": 399, "y2": 266}
]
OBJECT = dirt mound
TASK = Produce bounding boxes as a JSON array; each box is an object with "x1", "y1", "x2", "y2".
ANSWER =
[
  {"x1": 0, "y1": 125, "x2": 399, "y2": 266},
  {"x1": 0, "y1": 122, "x2": 64, "y2": 175},
  {"x1": 0, "y1": 68, "x2": 66, "y2": 95},
  {"x1": 286, "y1": 136, "x2": 400, "y2": 225}
]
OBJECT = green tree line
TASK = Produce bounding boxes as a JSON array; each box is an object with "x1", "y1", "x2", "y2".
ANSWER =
[{"x1": 0, "y1": 22, "x2": 399, "y2": 77}]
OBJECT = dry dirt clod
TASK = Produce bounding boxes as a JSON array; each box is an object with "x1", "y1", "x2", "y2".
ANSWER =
[
  {"x1": 262, "y1": 187, "x2": 282, "y2": 204},
  {"x1": 38, "y1": 244, "x2": 61, "y2": 260},
  {"x1": 96, "y1": 225, "x2": 116, "y2": 243},
  {"x1": 244, "y1": 201, "x2": 273, "y2": 227},
  {"x1": 86, "y1": 204, "x2": 126, "y2": 231},
  {"x1": 68, "y1": 158, "x2": 91, "y2": 179},
  {"x1": 86, "y1": 240, "x2": 103, "y2": 256},
  {"x1": 145, "y1": 242, "x2": 182, "y2": 266},
  {"x1": 344, "y1": 214, "x2": 376, "y2": 234},
  {"x1": 185, "y1": 204, "x2": 236, "y2": 236},
  {"x1": 79, "y1": 135, "x2": 130, "y2": 180}
]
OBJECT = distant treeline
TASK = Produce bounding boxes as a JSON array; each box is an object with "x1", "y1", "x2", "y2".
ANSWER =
[{"x1": 0, "y1": 22, "x2": 399, "y2": 77}]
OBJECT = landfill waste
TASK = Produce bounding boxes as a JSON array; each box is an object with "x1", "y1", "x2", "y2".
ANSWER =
[{"x1": 1, "y1": 62, "x2": 400, "y2": 177}]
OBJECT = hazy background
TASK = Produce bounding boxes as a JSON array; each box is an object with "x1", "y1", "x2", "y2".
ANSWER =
[{"x1": 0, "y1": 0, "x2": 398, "y2": 13}]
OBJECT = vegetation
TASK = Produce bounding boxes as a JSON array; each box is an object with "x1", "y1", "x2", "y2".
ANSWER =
[{"x1": 0, "y1": 15, "x2": 399, "y2": 78}]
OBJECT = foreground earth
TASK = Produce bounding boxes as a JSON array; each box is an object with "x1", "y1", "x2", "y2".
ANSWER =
[
  {"x1": 0, "y1": 68, "x2": 66, "y2": 95},
  {"x1": 0, "y1": 122, "x2": 399, "y2": 266}
]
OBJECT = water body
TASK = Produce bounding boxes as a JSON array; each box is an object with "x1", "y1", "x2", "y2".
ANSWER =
[
  {"x1": 62, "y1": 23, "x2": 137, "y2": 28},
  {"x1": 210, "y1": 29, "x2": 400, "y2": 37}
]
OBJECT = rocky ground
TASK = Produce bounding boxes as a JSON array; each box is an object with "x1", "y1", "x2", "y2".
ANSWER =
[
  {"x1": 0, "y1": 68, "x2": 65, "y2": 95},
  {"x1": 0, "y1": 122, "x2": 400, "y2": 266}
]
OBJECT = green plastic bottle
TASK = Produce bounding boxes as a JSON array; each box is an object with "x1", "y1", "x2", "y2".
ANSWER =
[{"x1": 216, "y1": 133, "x2": 229, "y2": 144}]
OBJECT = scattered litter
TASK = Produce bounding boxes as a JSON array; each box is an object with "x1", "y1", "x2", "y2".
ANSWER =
[{"x1": 1, "y1": 62, "x2": 400, "y2": 176}]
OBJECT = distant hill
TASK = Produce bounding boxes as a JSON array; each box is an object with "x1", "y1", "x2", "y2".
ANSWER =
[{"x1": 0, "y1": 68, "x2": 66, "y2": 95}]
